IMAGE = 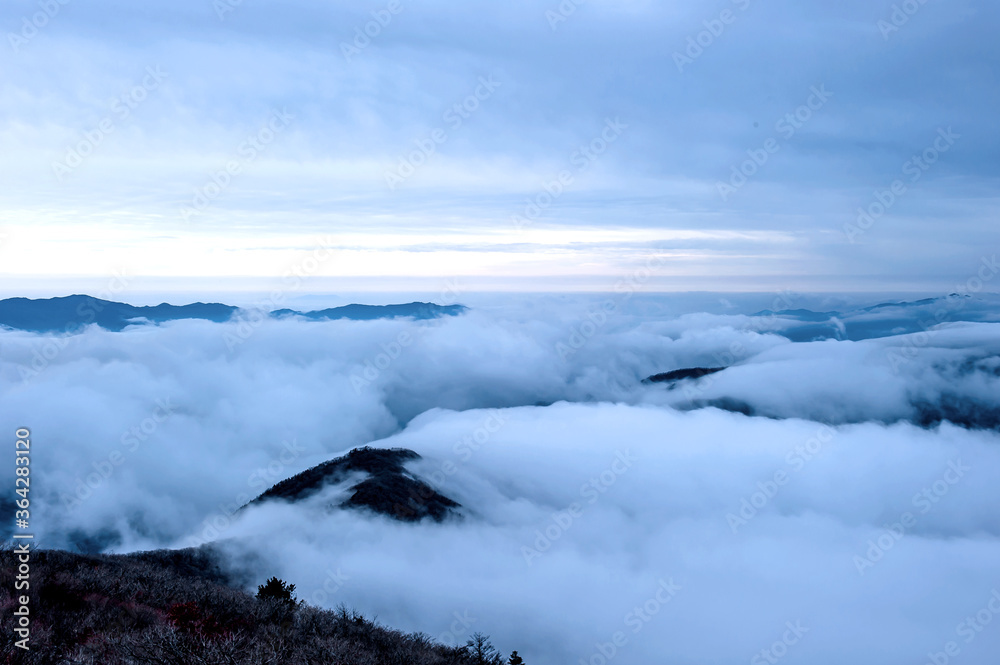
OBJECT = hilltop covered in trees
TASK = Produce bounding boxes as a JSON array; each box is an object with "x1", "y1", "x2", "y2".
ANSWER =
[{"x1": 0, "y1": 546, "x2": 519, "y2": 665}]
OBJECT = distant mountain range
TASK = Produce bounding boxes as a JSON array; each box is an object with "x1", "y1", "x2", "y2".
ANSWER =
[
  {"x1": 3, "y1": 293, "x2": 995, "y2": 341},
  {"x1": 272, "y1": 302, "x2": 467, "y2": 321},
  {"x1": 752, "y1": 294, "x2": 996, "y2": 342},
  {"x1": 0, "y1": 295, "x2": 467, "y2": 333}
]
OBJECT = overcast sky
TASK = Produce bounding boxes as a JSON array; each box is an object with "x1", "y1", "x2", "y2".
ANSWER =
[{"x1": 1, "y1": 0, "x2": 997, "y2": 294}]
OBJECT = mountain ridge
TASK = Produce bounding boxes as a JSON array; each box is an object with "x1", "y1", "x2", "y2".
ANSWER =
[{"x1": 0, "y1": 295, "x2": 467, "y2": 333}]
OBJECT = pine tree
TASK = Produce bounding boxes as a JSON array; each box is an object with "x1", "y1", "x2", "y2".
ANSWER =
[
  {"x1": 465, "y1": 633, "x2": 503, "y2": 665},
  {"x1": 256, "y1": 576, "x2": 296, "y2": 603},
  {"x1": 508, "y1": 650, "x2": 525, "y2": 665}
]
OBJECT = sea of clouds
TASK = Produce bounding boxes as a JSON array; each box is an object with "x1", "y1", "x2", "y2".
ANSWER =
[{"x1": 2, "y1": 292, "x2": 1000, "y2": 665}]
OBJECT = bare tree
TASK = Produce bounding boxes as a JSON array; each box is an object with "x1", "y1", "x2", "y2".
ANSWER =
[{"x1": 465, "y1": 633, "x2": 504, "y2": 665}]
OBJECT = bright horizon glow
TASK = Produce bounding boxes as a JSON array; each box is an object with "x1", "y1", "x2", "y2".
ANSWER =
[{"x1": 1, "y1": 1, "x2": 997, "y2": 292}]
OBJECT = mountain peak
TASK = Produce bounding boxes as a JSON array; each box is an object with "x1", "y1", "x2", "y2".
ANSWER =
[{"x1": 249, "y1": 446, "x2": 461, "y2": 523}]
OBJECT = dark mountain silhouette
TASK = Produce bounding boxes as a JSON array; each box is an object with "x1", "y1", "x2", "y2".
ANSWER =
[
  {"x1": 270, "y1": 302, "x2": 467, "y2": 321},
  {"x1": 0, "y1": 546, "x2": 484, "y2": 664},
  {"x1": 249, "y1": 447, "x2": 461, "y2": 523},
  {"x1": 643, "y1": 367, "x2": 725, "y2": 384},
  {"x1": 913, "y1": 394, "x2": 1000, "y2": 430},
  {"x1": 0, "y1": 296, "x2": 467, "y2": 333},
  {"x1": 751, "y1": 308, "x2": 841, "y2": 322},
  {"x1": 0, "y1": 295, "x2": 237, "y2": 332},
  {"x1": 861, "y1": 297, "x2": 939, "y2": 312}
]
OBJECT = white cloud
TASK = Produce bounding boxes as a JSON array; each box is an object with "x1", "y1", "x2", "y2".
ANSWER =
[{"x1": 2, "y1": 296, "x2": 999, "y2": 663}]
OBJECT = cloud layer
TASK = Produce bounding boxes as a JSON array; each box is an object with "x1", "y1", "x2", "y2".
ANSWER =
[{"x1": 2, "y1": 294, "x2": 1000, "y2": 663}]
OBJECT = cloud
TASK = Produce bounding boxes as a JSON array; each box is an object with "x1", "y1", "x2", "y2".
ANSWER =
[
  {"x1": 1, "y1": 0, "x2": 997, "y2": 288},
  {"x1": 2, "y1": 294, "x2": 1000, "y2": 663}
]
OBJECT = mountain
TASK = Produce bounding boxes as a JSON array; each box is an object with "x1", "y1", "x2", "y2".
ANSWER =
[
  {"x1": 861, "y1": 297, "x2": 939, "y2": 312},
  {"x1": 642, "y1": 367, "x2": 725, "y2": 384},
  {"x1": 248, "y1": 446, "x2": 461, "y2": 523},
  {"x1": 270, "y1": 302, "x2": 467, "y2": 321},
  {"x1": 0, "y1": 296, "x2": 467, "y2": 333},
  {"x1": 0, "y1": 546, "x2": 486, "y2": 664},
  {"x1": 750, "y1": 308, "x2": 841, "y2": 322},
  {"x1": 0, "y1": 295, "x2": 237, "y2": 332},
  {"x1": 751, "y1": 295, "x2": 997, "y2": 342}
]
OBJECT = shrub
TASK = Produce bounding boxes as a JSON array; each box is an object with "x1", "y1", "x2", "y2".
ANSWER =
[
  {"x1": 256, "y1": 576, "x2": 296, "y2": 603},
  {"x1": 0, "y1": 547, "x2": 499, "y2": 664}
]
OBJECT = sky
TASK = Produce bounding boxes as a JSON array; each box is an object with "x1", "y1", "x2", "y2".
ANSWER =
[
  {"x1": 1, "y1": 0, "x2": 998, "y2": 294},
  {"x1": 4, "y1": 6, "x2": 1000, "y2": 661}
]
